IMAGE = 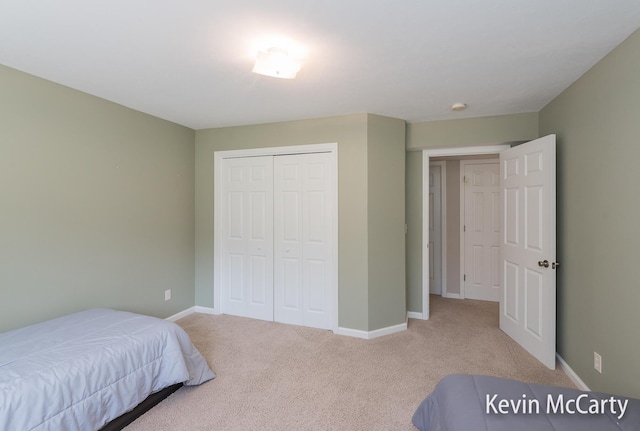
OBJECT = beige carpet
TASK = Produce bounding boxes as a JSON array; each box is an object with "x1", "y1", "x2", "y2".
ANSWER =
[{"x1": 124, "y1": 296, "x2": 574, "y2": 431}]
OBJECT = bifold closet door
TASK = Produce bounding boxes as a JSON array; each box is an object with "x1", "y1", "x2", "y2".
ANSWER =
[
  {"x1": 220, "y1": 156, "x2": 274, "y2": 322},
  {"x1": 274, "y1": 153, "x2": 333, "y2": 330}
]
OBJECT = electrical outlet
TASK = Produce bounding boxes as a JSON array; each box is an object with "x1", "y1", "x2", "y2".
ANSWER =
[
  {"x1": 594, "y1": 352, "x2": 602, "y2": 373},
  {"x1": 164, "y1": 289, "x2": 171, "y2": 301}
]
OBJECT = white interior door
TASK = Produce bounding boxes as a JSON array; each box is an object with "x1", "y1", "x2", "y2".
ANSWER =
[
  {"x1": 463, "y1": 161, "x2": 500, "y2": 302},
  {"x1": 220, "y1": 156, "x2": 274, "y2": 321},
  {"x1": 500, "y1": 135, "x2": 557, "y2": 369},
  {"x1": 274, "y1": 153, "x2": 334, "y2": 330},
  {"x1": 428, "y1": 164, "x2": 443, "y2": 295}
]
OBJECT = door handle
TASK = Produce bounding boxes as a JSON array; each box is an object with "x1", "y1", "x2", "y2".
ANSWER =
[{"x1": 537, "y1": 260, "x2": 560, "y2": 269}]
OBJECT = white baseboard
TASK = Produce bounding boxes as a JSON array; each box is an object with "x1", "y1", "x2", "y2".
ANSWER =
[
  {"x1": 194, "y1": 306, "x2": 218, "y2": 315},
  {"x1": 335, "y1": 327, "x2": 369, "y2": 339},
  {"x1": 369, "y1": 322, "x2": 407, "y2": 338},
  {"x1": 557, "y1": 353, "x2": 590, "y2": 391},
  {"x1": 166, "y1": 305, "x2": 219, "y2": 322},
  {"x1": 336, "y1": 322, "x2": 407, "y2": 340},
  {"x1": 170, "y1": 307, "x2": 407, "y2": 340},
  {"x1": 443, "y1": 292, "x2": 461, "y2": 299},
  {"x1": 166, "y1": 307, "x2": 196, "y2": 322},
  {"x1": 407, "y1": 311, "x2": 423, "y2": 320}
]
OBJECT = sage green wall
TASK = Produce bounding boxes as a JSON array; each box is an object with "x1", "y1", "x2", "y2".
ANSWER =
[
  {"x1": 540, "y1": 28, "x2": 640, "y2": 398},
  {"x1": 0, "y1": 65, "x2": 196, "y2": 333},
  {"x1": 405, "y1": 114, "x2": 539, "y2": 313},
  {"x1": 367, "y1": 114, "x2": 406, "y2": 330},
  {"x1": 195, "y1": 115, "x2": 371, "y2": 331},
  {"x1": 406, "y1": 112, "x2": 539, "y2": 150}
]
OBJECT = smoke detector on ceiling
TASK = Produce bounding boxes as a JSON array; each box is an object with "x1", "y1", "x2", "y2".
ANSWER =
[{"x1": 450, "y1": 103, "x2": 467, "y2": 111}]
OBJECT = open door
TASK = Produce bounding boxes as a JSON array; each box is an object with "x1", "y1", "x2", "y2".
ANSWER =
[{"x1": 500, "y1": 134, "x2": 557, "y2": 369}]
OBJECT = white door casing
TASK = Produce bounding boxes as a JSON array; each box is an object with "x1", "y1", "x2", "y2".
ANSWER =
[
  {"x1": 462, "y1": 161, "x2": 500, "y2": 302},
  {"x1": 500, "y1": 135, "x2": 557, "y2": 369},
  {"x1": 428, "y1": 164, "x2": 443, "y2": 295},
  {"x1": 274, "y1": 153, "x2": 334, "y2": 329},
  {"x1": 220, "y1": 156, "x2": 274, "y2": 321}
]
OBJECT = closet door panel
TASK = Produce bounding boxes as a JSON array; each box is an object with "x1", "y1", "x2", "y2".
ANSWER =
[
  {"x1": 274, "y1": 153, "x2": 333, "y2": 329},
  {"x1": 282, "y1": 257, "x2": 301, "y2": 310},
  {"x1": 220, "y1": 156, "x2": 274, "y2": 321},
  {"x1": 275, "y1": 158, "x2": 303, "y2": 324},
  {"x1": 223, "y1": 162, "x2": 247, "y2": 313}
]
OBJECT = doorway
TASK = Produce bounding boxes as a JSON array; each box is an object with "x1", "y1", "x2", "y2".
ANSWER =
[
  {"x1": 422, "y1": 137, "x2": 557, "y2": 369},
  {"x1": 427, "y1": 155, "x2": 500, "y2": 301},
  {"x1": 421, "y1": 145, "x2": 509, "y2": 319}
]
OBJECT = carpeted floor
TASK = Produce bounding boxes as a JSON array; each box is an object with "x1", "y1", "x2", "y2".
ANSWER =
[{"x1": 124, "y1": 296, "x2": 574, "y2": 431}]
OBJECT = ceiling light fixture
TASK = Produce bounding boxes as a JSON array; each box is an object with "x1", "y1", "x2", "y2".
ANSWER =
[
  {"x1": 252, "y1": 47, "x2": 302, "y2": 79},
  {"x1": 450, "y1": 102, "x2": 467, "y2": 111}
]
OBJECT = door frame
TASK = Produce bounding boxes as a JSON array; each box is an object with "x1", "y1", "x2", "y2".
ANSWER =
[
  {"x1": 421, "y1": 145, "x2": 510, "y2": 319},
  {"x1": 214, "y1": 143, "x2": 339, "y2": 332},
  {"x1": 459, "y1": 158, "x2": 500, "y2": 299}
]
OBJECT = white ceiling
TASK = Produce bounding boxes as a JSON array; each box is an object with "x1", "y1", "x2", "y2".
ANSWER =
[{"x1": 1, "y1": 1, "x2": 639, "y2": 130}]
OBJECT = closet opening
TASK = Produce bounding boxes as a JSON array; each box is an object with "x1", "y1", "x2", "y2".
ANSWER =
[{"x1": 213, "y1": 143, "x2": 338, "y2": 332}]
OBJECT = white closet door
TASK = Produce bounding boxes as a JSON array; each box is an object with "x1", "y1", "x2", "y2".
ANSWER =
[
  {"x1": 220, "y1": 156, "x2": 274, "y2": 321},
  {"x1": 274, "y1": 153, "x2": 333, "y2": 329}
]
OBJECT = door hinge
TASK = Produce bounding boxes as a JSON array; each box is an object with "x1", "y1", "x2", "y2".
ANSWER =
[
  {"x1": 463, "y1": 225, "x2": 466, "y2": 232},
  {"x1": 464, "y1": 274, "x2": 466, "y2": 281}
]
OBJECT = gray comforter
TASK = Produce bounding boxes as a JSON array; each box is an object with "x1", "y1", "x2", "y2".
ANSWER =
[{"x1": 0, "y1": 308, "x2": 215, "y2": 431}]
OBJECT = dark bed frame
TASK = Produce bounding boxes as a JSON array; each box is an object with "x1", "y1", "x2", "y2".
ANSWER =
[{"x1": 99, "y1": 383, "x2": 183, "y2": 431}]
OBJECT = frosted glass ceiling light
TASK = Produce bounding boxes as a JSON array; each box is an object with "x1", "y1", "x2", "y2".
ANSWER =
[
  {"x1": 252, "y1": 47, "x2": 301, "y2": 79},
  {"x1": 450, "y1": 102, "x2": 467, "y2": 111}
]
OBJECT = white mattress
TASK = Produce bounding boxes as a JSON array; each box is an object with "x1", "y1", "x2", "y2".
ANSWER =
[{"x1": 0, "y1": 308, "x2": 215, "y2": 431}]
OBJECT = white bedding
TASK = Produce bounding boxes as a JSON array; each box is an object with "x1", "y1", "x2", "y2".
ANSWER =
[{"x1": 0, "y1": 308, "x2": 215, "y2": 431}]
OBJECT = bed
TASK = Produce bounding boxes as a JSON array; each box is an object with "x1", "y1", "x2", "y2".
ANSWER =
[
  {"x1": 412, "y1": 374, "x2": 640, "y2": 431},
  {"x1": 0, "y1": 308, "x2": 216, "y2": 431}
]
